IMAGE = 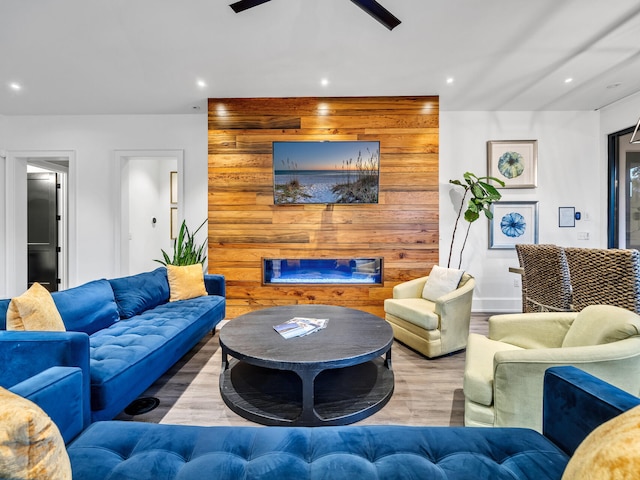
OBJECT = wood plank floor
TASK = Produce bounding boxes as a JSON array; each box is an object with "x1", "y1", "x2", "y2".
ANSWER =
[{"x1": 115, "y1": 314, "x2": 490, "y2": 427}]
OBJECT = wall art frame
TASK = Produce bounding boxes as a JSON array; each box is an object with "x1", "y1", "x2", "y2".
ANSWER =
[
  {"x1": 489, "y1": 200, "x2": 539, "y2": 249},
  {"x1": 170, "y1": 207, "x2": 178, "y2": 239},
  {"x1": 487, "y1": 140, "x2": 538, "y2": 188},
  {"x1": 170, "y1": 171, "x2": 178, "y2": 204},
  {"x1": 559, "y1": 207, "x2": 576, "y2": 227}
]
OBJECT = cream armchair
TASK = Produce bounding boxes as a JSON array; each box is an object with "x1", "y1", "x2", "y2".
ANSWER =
[
  {"x1": 384, "y1": 272, "x2": 475, "y2": 358},
  {"x1": 463, "y1": 305, "x2": 640, "y2": 432}
]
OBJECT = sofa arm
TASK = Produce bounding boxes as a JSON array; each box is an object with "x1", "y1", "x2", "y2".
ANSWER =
[
  {"x1": 493, "y1": 338, "x2": 640, "y2": 431},
  {"x1": 0, "y1": 330, "x2": 91, "y2": 432},
  {"x1": 204, "y1": 274, "x2": 226, "y2": 297},
  {"x1": 543, "y1": 366, "x2": 640, "y2": 456},
  {"x1": 10, "y1": 366, "x2": 85, "y2": 444},
  {"x1": 392, "y1": 276, "x2": 428, "y2": 299},
  {"x1": 489, "y1": 312, "x2": 577, "y2": 349}
]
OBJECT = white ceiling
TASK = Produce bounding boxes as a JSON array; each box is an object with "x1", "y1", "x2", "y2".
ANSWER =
[{"x1": 1, "y1": 0, "x2": 640, "y2": 115}]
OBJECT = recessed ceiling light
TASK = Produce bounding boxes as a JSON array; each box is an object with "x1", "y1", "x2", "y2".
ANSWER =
[
  {"x1": 9, "y1": 82, "x2": 22, "y2": 91},
  {"x1": 196, "y1": 79, "x2": 207, "y2": 88},
  {"x1": 320, "y1": 78, "x2": 330, "y2": 87},
  {"x1": 564, "y1": 78, "x2": 573, "y2": 84},
  {"x1": 446, "y1": 77, "x2": 455, "y2": 84}
]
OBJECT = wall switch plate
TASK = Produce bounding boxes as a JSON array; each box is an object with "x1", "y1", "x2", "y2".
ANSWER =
[{"x1": 578, "y1": 232, "x2": 590, "y2": 240}]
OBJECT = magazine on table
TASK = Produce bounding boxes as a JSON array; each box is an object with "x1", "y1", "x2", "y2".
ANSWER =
[{"x1": 273, "y1": 317, "x2": 329, "y2": 339}]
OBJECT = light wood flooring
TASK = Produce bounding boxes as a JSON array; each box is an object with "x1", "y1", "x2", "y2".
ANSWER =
[{"x1": 114, "y1": 313, "x2": 490, "y2": 427}]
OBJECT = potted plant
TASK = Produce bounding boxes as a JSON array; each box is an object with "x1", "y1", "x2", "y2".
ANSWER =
[
  {"x1": 448, "y1": 172, "x2": 504, "y2": 269},
  {"x1": 155, "y1": 219, "x2": 207, "y2": 267}
]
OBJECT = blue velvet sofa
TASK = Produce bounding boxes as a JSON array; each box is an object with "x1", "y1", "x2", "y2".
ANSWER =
[
  {"x1": 22, "y1": 365, "x2": 640, "y2": 479},
  {"x1": 0, "y1": 267, "x2": 226, "y2": 431}
]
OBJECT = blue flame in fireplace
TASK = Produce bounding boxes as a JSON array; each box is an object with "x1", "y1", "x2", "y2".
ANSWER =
[{"x1": 263, "y1": 258, "x2": 382, "y2": 285}]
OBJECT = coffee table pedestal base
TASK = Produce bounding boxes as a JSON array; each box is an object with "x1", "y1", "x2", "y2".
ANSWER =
[{"x1": 220, "y1": 353, "x2": 393, "y2": 426}]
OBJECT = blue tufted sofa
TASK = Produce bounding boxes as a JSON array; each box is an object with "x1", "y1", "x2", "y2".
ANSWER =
[
  {"x1": 0, "y1": 267, "x2": 226, "y2": 434},
  {"x1": 26, "y1": 366, "x2": 639, "y2": 479}
]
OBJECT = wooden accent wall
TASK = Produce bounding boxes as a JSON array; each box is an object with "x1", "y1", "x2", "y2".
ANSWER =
[{"x1": 207, "y1": 96, "x2": 439, "y2": 319}]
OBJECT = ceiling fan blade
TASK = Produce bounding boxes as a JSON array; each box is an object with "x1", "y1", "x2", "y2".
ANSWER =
[
  {"x1": 350, "y1": 0, "x2": 401, "y2": 30},
  {"x1": 229, "y1": 0, "x2": 271, "y2": 13}
]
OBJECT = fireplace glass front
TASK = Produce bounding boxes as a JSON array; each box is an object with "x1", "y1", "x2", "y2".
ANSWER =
[{"x1": 263, "y1": 258, "x2": 383, "y2": 285}]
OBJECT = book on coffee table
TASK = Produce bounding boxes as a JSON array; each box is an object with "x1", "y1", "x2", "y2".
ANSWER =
[{"x1": 273, "y1": 317, "x2": 329, "y2": 339}]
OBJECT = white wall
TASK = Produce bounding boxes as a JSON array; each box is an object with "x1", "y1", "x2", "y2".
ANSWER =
[
  {"x1": 3, "y1": 105, "x2": 636, "y2": 310},
  {"x1": 2, "y1": 114, "x2": 207, "y2": 292},
  {"x1": 0, "y1": 115, "x2": 6, "y2": 295},
  {"x1": 440, "y1": 111, "x2": 602, "y2": 312}
]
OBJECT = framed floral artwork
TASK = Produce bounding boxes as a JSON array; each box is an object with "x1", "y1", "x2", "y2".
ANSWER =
[
  {"x1": 489, "y1": 201, "x2": 539, "y2": 249},
  {"x1": 487, "y1": 140, "x2": 538, "y2": 188}
]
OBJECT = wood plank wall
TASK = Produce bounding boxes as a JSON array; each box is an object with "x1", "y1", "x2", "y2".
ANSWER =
[{"x1": 207, "y1": 96, "x2": 439, "y2": 319}]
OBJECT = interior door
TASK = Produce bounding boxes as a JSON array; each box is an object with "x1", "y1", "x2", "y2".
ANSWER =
[{"x1": 27, "y1": 172, "x2": 59, "y2": 291}]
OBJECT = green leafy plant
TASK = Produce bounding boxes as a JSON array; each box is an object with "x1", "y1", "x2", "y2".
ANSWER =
[
  {"x1": 448, "y1": 172, "x2": 504, "y2": 269},
  {"x1": 155, "y1": 219, "x2": 207, "y2": 266}
]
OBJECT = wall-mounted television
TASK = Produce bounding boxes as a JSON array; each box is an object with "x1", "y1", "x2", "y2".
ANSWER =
[{"x1": 273, "y1": 141, "x2": 380, "y2": 204}]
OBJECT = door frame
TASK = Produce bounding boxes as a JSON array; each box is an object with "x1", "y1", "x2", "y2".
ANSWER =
[
  {"x1": 113, "y1": 150, "x2": 184, "y2": 277},
  {"x1": 608, "y1": 126, "x2": 638, "y2": 247},
  {"x1": 3, "y1": 150, "x2": 76, "y2": 297}
]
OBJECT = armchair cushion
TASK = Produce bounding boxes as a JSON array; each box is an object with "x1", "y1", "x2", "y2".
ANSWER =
[
  {"x1": 6, "y1": 283, "x2": 65, "y2": 332},
  {"x1": 421, "y1": 265, "x2": 464, "y2": 301},
  {"x1": 0, "y1": 387, "x2": 71, "y2": 480},
  {"x1": 383, "y1": 298, "x2": 439, "y2": 330},
  {"x1": 562, "y1": 305, "x2": 640, "y2": 348},
  {"x1": 562, "y1": 404, "x2": 640, "y2": 479}
]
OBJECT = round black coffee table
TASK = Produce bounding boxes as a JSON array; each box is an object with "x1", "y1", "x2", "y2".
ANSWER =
[{"x1": 219, "y1": 304, "x2": 394, "y2": 426}]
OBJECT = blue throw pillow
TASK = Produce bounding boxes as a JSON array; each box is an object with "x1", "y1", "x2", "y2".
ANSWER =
[
  {"x1": 108, "y1": 267, "x2": 170, "y2": 319},
  {"x1": 52, "y1": 280, "x2": 120, "y2": 335}
]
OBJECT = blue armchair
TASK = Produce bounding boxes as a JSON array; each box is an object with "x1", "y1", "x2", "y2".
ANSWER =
[{"x1": 0, "y1": 323, "x2": 91, "y2": 444}]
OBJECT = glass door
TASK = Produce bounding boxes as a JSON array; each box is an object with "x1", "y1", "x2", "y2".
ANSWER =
[{"x1": 609, "y1": 128, "x2": 640, "y2": 248}]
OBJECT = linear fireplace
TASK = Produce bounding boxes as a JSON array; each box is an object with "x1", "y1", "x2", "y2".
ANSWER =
[{"x1": 263, "y1": 258, "x2": 383, "y2": 285}]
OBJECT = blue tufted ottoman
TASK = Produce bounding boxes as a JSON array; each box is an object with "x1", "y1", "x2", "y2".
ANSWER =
[{"x1": 67, "y1": 422, "x2": 567, "y2": 479}]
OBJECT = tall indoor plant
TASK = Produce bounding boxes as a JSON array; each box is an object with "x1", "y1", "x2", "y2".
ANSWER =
[
  {"x1": 155, "y1": 219, "x2": 207, "y2": 267},
  {"x1": 448, "y1": 172, "x2": 504, "y2": 269}
]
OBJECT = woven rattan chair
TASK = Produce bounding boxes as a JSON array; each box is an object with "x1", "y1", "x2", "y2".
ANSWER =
[
  {"x1": 515, "y1": 244, "x2": 572, "y2": 313},
  {"x1": 564, "y1": 247, "x2": 640, "y2": 313}
]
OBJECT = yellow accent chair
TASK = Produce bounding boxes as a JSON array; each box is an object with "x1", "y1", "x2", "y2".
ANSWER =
[
  {"x1": 384, "y1": 268, "x2": 475, "y2": 358},
  {"x1": 463, "y1": 305, "x2": 640, "y2": 432}
]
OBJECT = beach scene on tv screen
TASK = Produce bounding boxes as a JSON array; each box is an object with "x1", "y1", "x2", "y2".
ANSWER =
[{"x1": 273, "y1": 141, "x2": 380, "y2": 204}]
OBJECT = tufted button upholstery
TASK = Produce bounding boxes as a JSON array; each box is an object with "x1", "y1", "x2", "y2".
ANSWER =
[
  {"x1": 68, "y1": 422, "x2": 568, "y2": 480},
  {"x1": 88, "y1": 296, "x2": 224, "y2": 414}
]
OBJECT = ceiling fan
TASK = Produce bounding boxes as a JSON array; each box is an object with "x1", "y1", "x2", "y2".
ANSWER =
[{"x1": 229, "y1": 0, "x2": 401, "y2": 31}]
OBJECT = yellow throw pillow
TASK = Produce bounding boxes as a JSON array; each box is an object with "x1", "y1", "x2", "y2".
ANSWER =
[
  {"x1": 562, "y1": 404, "x2": 640, "y2": 479},
  {"x1": 7, "y1": 283, "x2": 66, "y2": 331},
  {"x1": 166, "y1": 264, "x2": 207, "y2": 302},
  {"x1": 0, "y1": 387, "x2": 71, "y2": 480}
]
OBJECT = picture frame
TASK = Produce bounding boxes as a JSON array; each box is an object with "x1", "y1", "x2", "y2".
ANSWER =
[
  {"x1": 489, "y1": 201, "x2": 539, "y2": 249},
  {"x1": 170, "y1": 207, "x2": 178, "y2": 239},
  {"x1": 170, "y1": 171, "x2": 178, "y2": 204},
  {"x1": 559, "y1": 207, "x2": 576, "y2": 227},
  {"x1": 487, "y1": 140, "x2": 538, "y2": 188}
]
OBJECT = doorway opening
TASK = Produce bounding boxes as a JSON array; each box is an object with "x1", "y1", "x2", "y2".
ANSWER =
[
  {"x1": 3, "y1": 151, "x2": 73, "y2": 297},
  {"x1": 27, "y1": 166, "x2": 64, "y2": 291},
  {"x1": 114, "y1": 150, "x2": 184, "y2": 277}
]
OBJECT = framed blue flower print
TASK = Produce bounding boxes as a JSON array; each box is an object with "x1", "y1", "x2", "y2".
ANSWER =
[
  {"x1": 487, "y1": 140, "x2": 538, "y2": 188},
  {"x1": 489, "y1": 201, "x2": 539, "y2": 249}
]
